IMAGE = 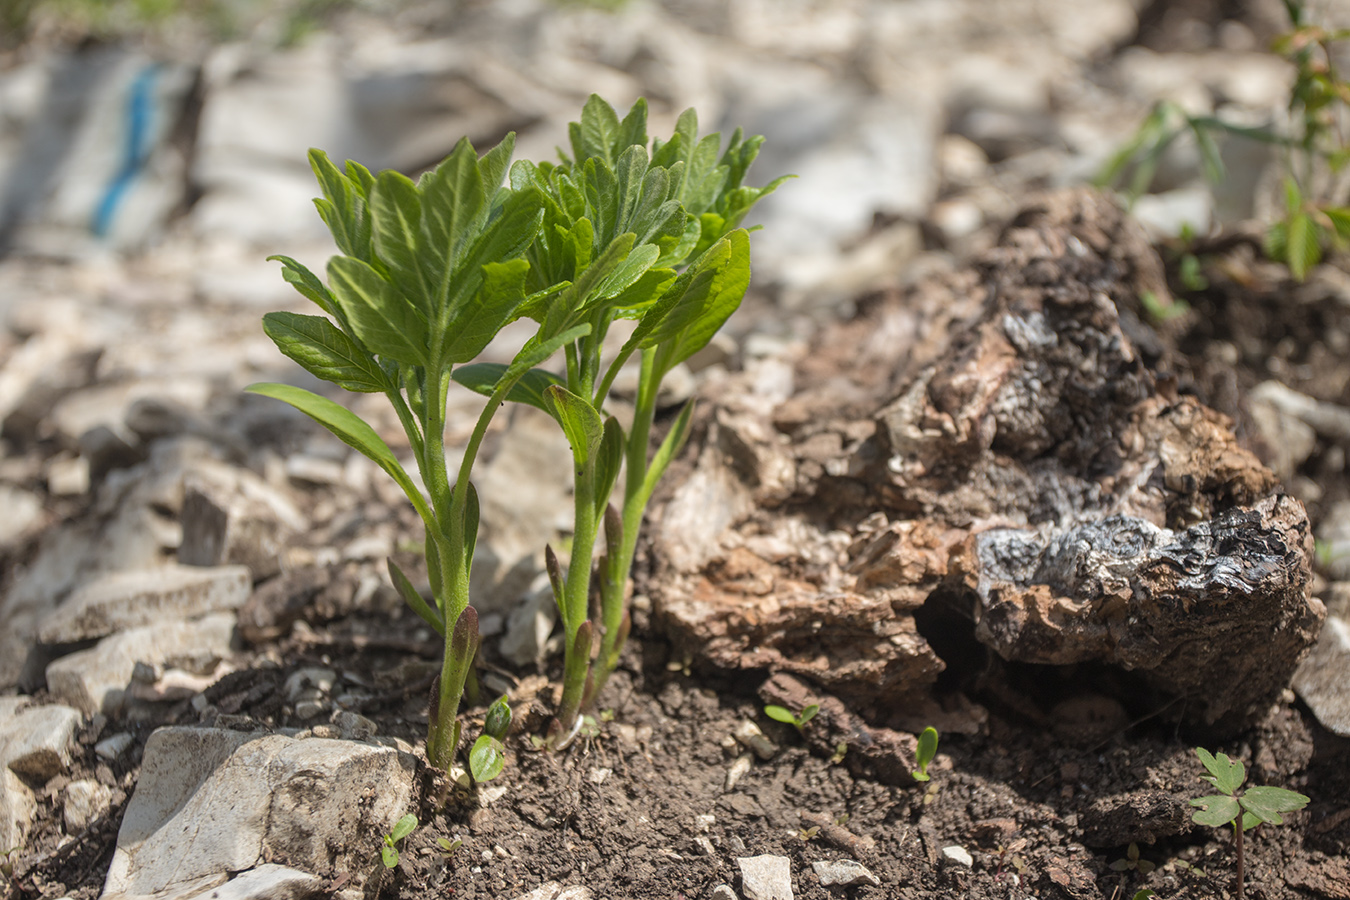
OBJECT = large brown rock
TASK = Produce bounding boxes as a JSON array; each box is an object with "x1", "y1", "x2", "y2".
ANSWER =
[{"x1": 646, "y1": 189, "x2": 1322, "y2": 735}]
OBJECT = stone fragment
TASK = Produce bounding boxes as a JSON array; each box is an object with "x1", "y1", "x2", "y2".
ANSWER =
[
  {"x1": 178, "y1": 865, "x2": 324, "y2": 900},
  {"x1": 95, "y1": 732, "x2": 134, "y2": 761},
  {"x1": 0, "y1": 704, "x2": 83, "y2": 780},
  {"x1": 941, "y1": 846, "x2": 973, "y2": 868},
  {"x1": 0, "y1": 484, "x2": 42, "y2": 549},
  {"x1": 737, "y1": 854, "x2": 793, "y2": 900},
  {"x1": 725, "y1": 754, "x2": 753, "y2": 792},
  {"x1": 46, "y1": 613, "x2": 236, "y2": 715},
  {"x1": 0, "y1": 768, "x2": 36, "y2": 856},
  {"x1": 811, "y1": 859, "x2": 880, "y2": 888},
  {"x1": 732, "y1": 720, "x2": 779, "y2": 760},
  {"x1": 38, "y1": 564, "x2": 250, "y2": 644},
  {"x1": 1292, "y1": 615, "x2": 1350, "y2": 737},
  {"x1": 63, "y1": 778, "x2": 113, "y2": 833},
  {"x1": 101, "y1": 727, "x2": 416, "y2": 900},
  {"x1": 178, "y1": 464, "x2": 305, "y2": 581},
  {"x1": 710, "y1": 886, "x2": 738, "y2": 900}
]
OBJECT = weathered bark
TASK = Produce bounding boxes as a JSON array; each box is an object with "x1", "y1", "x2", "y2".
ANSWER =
[{"x1": 646, "y1": 189, "x2": 1323, "y2": 735}]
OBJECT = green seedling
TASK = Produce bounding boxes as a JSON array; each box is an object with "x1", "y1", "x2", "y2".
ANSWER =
[
  {"x1": 1110, "y1": 842, "x2": 1156, "y2": 875},
  {"x1": 437, "y1": 836, "x2": 463, "y2": 857},
  {"x1": 911, "y1": 726, "x2": 939, "y2": 782},
  {"x1": 1189, "y1": 747, "x2": 1309, "y2": 900},
  {"x1": 764, "y1": 702, "x2": 818, "y2": 735},
  {"x1": 380, "y1": 813, "x2": 418, "y2": 868},
  {"x1": 469, "y1": 694, "x2": 511, "y2": 783},
  {"x1": 251, "y1": 94, "x2": 786, "y2": 767},
  {"x1": 1100, "y1": 1, "x2": 1350, "y2": 281},
  {"x1": 829, "y1": 741, "x2": 848, "y2": 764},
  {"x1": 1132, "y1": 891, "x2": 1157, "y2": 900}
]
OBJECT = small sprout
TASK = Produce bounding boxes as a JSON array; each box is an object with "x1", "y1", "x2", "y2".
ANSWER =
[
  {"x1": 381, "y1": 813, "x2": 418, "y2": 868},
  {"x1": 764, "y1": 703, "x2": 819, "y2": 735},
  {"x1": 578, "y1": 714, "x2": 602, "y2": 740},
  {"x1": 483, "y1": 694, "x2": 512, "y2": 741},
  {"x1": 469, "y1": 735, "x2": 506, "y2": 783},
  {"x1": 1189, "y1": 747, "x2": 1309, "y2": 900},
  {"x1": 829, "y1": 742, "x2": 848, "y2": 764},
  {"x1": 1110, "y1": 842, "x2": 1156, "y2": 874},
  {"x1": 911, "y1": 726, "x2": 939, "y2": 782},
  {"x1": 599, "y1": 708, "x2": 616, "y2": 723},
  {"x1": 438, "y1": 836, "x2": 463, "y2": 857},
  {"x1": 797, "y1": 825, "x2": 820, "y2": 841},
  {"x1": 1133, "y1": 891, "x2": 1157, "y2": 900}
]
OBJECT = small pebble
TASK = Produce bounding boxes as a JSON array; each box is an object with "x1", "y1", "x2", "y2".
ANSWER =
[
  {"x1": 733, "y1": 720, "x2": 779, "y2": 761},
  {"x1": 94, "y1": 732, "x2": 133, "y2": 761},
  {"x1": 812, "y1": 859, "x2": 880, "y2": 887},
  {"x1": 737, "y1": 854, "x2": 793, "y2": 900},
  {"x1": 941, "y1": 845, "x2": 973, "y2": 868},
  {"x1": 725, "y1": 753, "x2": 754, "y2": 791}
]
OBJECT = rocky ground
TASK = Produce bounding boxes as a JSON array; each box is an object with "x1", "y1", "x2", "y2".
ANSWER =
[{"x1": 1, "y1": 1, "x2": 1349, "y2": 899}]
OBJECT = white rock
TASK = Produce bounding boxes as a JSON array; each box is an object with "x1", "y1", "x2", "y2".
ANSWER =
[
  {"x1": 0, "y1": 484, "x2": 43, "y2": 549},
  {"x1": 283, "y1": 668, "x2": 336, "y2": 703},
  {"x1": 178, "y1": 464, "x2": 305, "y2": 581},
  {"x1": 1292, "y1": 615, "x2": 1350, "y2": 737},
  {"x1": 63, "y1": 779, "x2": 113, "y2": 833},
  {"x1": 181, "y1": 865, "x2": 324, "y2": 900},
  {"x1": 0, "y1": 768, "x2": 36, "y2": 857},
  {"x1": 95, "y1": 732, "x2": 134, "y2": 761},
  {"x1": 38, "y1": 564, "x2": 251, "y2": 644},
  {"x1": 732, "y1": 720, "x2": 779, "y2": 761},
  {"x1": 737, "y1": 854, "x2": 793, "y2": 900},
  {"x1": 725, "y1": 753, "x2": 754, "y2": 792},
  {"x1": 941, "y1": 845, "x2": 974, "y2": 867},
  {"x1": 811, "y1": 858, "x2": 880, "y2": 887},
  {"x1": 101, "y1": 727, "x2": 416, "y2": 900},
  {"x1": 46, "y1": 613, "x2": 236, "y2": 715},
  {"x1": 0, "y1": 704, "x2": 84, "y2": 780}
]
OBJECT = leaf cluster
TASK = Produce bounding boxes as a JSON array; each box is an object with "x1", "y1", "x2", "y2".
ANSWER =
[{"x1": 1189, "y1": 748, "x2": 1308, "y2": 832}]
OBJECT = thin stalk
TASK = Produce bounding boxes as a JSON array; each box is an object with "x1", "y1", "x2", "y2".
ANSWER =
[
  {"x1": 555, "y1": 459, "x2": 599, "y2": 733},
  {"x1": 1234, "y1": 820, "x2": 1245, "y2": 900}
]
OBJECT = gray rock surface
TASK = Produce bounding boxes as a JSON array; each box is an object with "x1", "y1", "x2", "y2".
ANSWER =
[
  {"x1": 811, "y1": 859, "x2": 880, "y2": 888},
  {"x1": 63, "y1": 779, "x2": 114, "y2": 833},
  {"x1": 46, "y1": 612, "x2": 237, "y2": 714},
  {"x1": 1292, "y1": 615, "x2": 1350, "y2": 737},
  {"x1": 38, "y1": 564, "x2": 251, "y2": 644},
  {"x1": 737, "y1": 855, "x2": 794, "y2": 900},
  {"x1": 0, "y1": 703, "x2": 83, "y2": 781},
  {"x1": 101, "y1": 727, "x2": 416, "y2": 900}
]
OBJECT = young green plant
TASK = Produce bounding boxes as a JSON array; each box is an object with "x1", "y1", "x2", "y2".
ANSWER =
[
  {"x1": 1189, "y1": 747, "x2": 1309, "y2": 900},
  {"x1": 765, "y1": 702, "x2": 818, "y2": 735},
  {"x1": 249, "y1": 133, "x2": 554, "y2": 775},
  {"x1": 454, "y1": 95, "x2": 788, "y2": 747},
  {"x1": 380, "y1": 814, "x2": 418, "y2": 868},
  {"x1": 911, "y1": 726, "x2": 939, "y2": 782}
]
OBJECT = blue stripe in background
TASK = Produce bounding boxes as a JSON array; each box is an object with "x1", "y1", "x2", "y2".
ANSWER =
[{"x1": 92, "y1": 64, "x2": 159, "y2": 237}]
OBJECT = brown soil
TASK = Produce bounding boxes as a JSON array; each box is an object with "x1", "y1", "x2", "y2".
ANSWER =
[{"x1": 7, "y1": 213, "x2": 1350, "y2": 900}]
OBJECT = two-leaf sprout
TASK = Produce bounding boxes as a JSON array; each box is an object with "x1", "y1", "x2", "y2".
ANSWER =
[
  {"x1": 765, "y1": 702, "x2": 818, "y2": 735},
  {"x1": 1189, "y1": 748, "x2": 1308, "y2": 900},
  {"x1": 380, "y1": 813, "x2": 418, "y2": 868}
]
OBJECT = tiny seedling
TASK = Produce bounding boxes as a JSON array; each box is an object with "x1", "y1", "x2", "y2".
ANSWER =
[
  {"x1": 764, "y1": 702, "x2": 818, "y2": 735},
  {"x1": 437, "y1": 836, "x2": 463, "y2": 857},
  {"x1": 380, "y1": 813, "x2": 418, "y2": 869},
  {"x1": 1110, "y1": 842, "x2": 1156, "y2": 875},
  {"x1": 1189, "y1": 747, "x2": 1309, "y2": 900},
  {"x1": 469, "y1": 693, "x2": 512, "y2": 783},
  {"x1": 911, "y1": 726, "x2": 939, "y2": 782},
  {"x1": 829, "y1": 741, "x2": 848, "y2": 764}
]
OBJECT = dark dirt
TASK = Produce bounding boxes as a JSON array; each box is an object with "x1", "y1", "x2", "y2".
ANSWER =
[{"x1": 7, "y1": 199, "x2": 1350, "y2": 900}]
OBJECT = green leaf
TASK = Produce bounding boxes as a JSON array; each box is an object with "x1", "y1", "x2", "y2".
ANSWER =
[
  {"x1": 244, "y1": 383, "x2": 425, "y2": 513},
  {"x1": 478, "y1": 132, "x2": 517, "y2": 197},
  {"x1": 469, "y1": 735, "x2": 506, "y2": 783},
  {"x1": 570, "y1": 94, "x2": 623, "y2": 167},
  {"x1": 639, "y1": 398, "x2": 696, "y2": 503},
  {"x1": 1286, "y1": 211, "x2": 1322, "y2": 280},
  {"x1": 1195, "y1": 748, "x2": 1245, "y2": 796},
  {"x1": 764, "y1": 705, "x2": 795, "y2": 725},
  {"x1": 261, "y1": 312, "x2": 387, "y2": 393},
  {"x1": 327, "y1": 256, "x2": 429, "y2": 366},
  {"x1": 268, "y1": 254, "x2": 339, "y2": 318},
  {"x1": 1191, "y1": 794, "x2": 1242, "y2": 828},
  {"x1": 632, "y1": 229, "x2": 751, "y2": 370},
  {"x1": 390, "y1": 813, "x2": 418, "y2": 841},
  {"x1": 419, "y1": 137, "x2": 487, "y2": 293},
  {"x1": 449, "y1": 187, "x2": 545, "y2": 315},
  {"x1": 1240, "y1": 785, "x2": 1310, "y2": 825},
  {"x1": 593, "y1": 416, "x2": 625, "y2": 514},
  {"x1": 1323, "y1": 206, "x2": 1350, "y2": 244},
  {"x1": 799, "y1": 704, "x2": 819, "y2": 726},
  {"x1": 442, "y1": 258, "x2": 531, "y2": 364},
  {"x1": 371, "y1": 169, "x2": 435, "y2": 317},
  {"x1": 1187, "y1": 117, "x2": 1226, "y2": 184},
  {"x1": 483, "y1": 694, "x2": 513, "y2": 741},
  {"x1": 916, "y1": 726, "x2": 940, "y2": 768},
  {"x1": 381, "y1": 844, "x2": 398, "y2": 868},
  {"x1": 388, "y1": 558, "x2": 443, "y2": 636},
  {"x1": 451, "y1": 363, "x2": 564, "y2": 413},
  {"x1": 309, "y1": 149, "x2": 372, "y2": 261},
  {"x1": 545, "y1": 384, "x2": 605, "y2": 468}
]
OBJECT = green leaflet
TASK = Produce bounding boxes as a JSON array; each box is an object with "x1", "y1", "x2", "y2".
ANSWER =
[
  {"x1": 441, "y1": 259, "x2": 531, "y2": 365},
  {"x1": 268, "y1": 255, "x2": 339, "y2": 318},
  {"x1": 450, "y1": 364, "x2": 563, "y2": 414},
  {"x1": 469, "y1": 735, "x2": 506, "y2": 783},
  {"x1": 371, "y1": 169, "x2": 435, "y2": 317},
  {"x1": 592, "y1": 416, "x2": 624, "y2": 515},
  {"x1": 261, "y1": 311, "x2": 387, "y2": 393},
  {"x1": 327, "y1": 256, "x2": 429, "y2": 366},
  {"x1": 545, "y1": 384, "x2": 605, "y2": 468},
  {"x1": 243, "y1": 382, "x2": 425, "y2": 516}
]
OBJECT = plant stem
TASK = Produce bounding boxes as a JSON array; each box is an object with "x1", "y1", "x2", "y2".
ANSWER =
[
  {"x1": 555, "y1": 461, "x2": 598, "y2": 732},
  {"x1": 1234, "y1": 819, "x2": 1245, "y2": 900}
]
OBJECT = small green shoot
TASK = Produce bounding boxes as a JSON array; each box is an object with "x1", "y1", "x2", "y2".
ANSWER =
[
  {"x1": 1110, "y1": 842, "x2": 1156, "y2": 874},
  {"x1": 911, "y1": 726, "x2": 939, "y2": 782},
  {"x1": 764, "y1": 703, "x2": 818, "y2": 734},
  {"x1": 829, "y1": 741, "x2": 848, "y2": 764},
  {"x1": 1132, "y1": 891, "x2": 1157, "y2": 900},
  {"x1": 437, "y1": 836, "x2": 463, "y2": 857},
  {"x1": 380, "y1": 813, "x2": 418, "y2": 868},
  {"x1": 469, "y1": 694, "x2": 512, "y2": 783},
  {"x1": 1189, "y1": 748, "x2": 1309, "y2": 900}
]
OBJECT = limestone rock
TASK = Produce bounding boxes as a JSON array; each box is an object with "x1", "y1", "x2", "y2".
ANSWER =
[
  {"x1": 46, "y1": 613, "x2": 236, "y2": 715},
  {"x1": 63, "y1": 778, "x2": 114, "y2": 833},
  {"x1": 39, "y1": 564, "x2": 251, "y2": 645},
  {"x1": 812, "y1": 859, "x2": 880, "y2": 888},
  {"x1": 0, "y1": 704, "x2": 83, "y2": 781},
  {"x1": 1292, "y1": 615, "x2": 1350, "y2": 737},
  {"x1": 101, "y1": 727, "x2": 416, "y2": 900},
  {"x1": 737, "y1": 854, "x2": 793, "y2": 900}
]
